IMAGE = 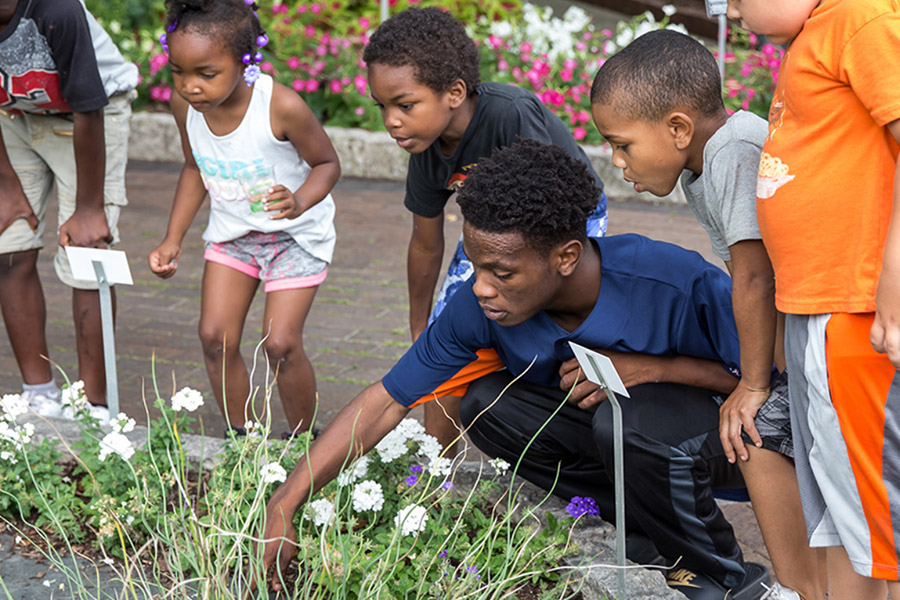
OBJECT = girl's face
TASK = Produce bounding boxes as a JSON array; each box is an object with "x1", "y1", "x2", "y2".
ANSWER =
[{"x1": 167, "y1": 29, "x2": 244, "y2": 113}]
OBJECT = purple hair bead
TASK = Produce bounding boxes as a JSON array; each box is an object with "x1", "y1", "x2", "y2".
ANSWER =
[
  {"x1": 159, "y1": 33, "x2": 168, "y2": 52},
  {"x1": 256, "y1": 34, "x2": 269, "y2": 48},
  {"x1": 242, "y1": 53, "x2": 252, "y2": 65},
  {"x1": 244, "y1": 0, "x2": 254, "y2": 5},
  {"x1": 167, "y1": 20, "x2": 177, "y2": 32},
  {"x1": 254, "y1": 51, "x2": 263, "y2": 63}
]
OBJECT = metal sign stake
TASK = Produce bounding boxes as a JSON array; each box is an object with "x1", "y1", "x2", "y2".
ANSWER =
[
  {"x1": 603, "y1": 382, "x2": 627, "y2": 600},
  {"x1": 92, "y1": 260, "x2": 119, "y2": 418}
]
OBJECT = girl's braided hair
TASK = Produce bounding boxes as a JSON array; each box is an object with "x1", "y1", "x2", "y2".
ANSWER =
[{"x1": 164, "y1": 0, "x2": 266, "y2": 61}]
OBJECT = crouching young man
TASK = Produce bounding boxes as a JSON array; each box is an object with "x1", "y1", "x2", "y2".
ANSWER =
[{"x1": 259, "y1": 139, "x2": 769, "y2": 600}]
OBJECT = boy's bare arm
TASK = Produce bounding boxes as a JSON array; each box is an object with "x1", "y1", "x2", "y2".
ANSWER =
[
  {"x1": 719, "y1": 239, "x2": 777, "y2": 463},
  {"x1": 408, "y1": 213, "x2": 445, "y2": 340},
  {"x1": 258, "y1": 381, "x2": 410, "y2": 592},
  {"x1": 0, "y1": 127, "x2": 39, "y2": 236},
  {"x1": 58, "y1": 109, "x2": 111, "y2": 248},
  {"x1": 871, "y1": 118, "x2": 900, "y2": 366},
  {"x1": 559, "y1": 350, "x2": 739, "y2": 410}
]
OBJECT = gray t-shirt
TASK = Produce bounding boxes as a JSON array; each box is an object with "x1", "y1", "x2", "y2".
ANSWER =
[{"x1": 680, "y1": 110, "x2": 768, "y2": 262}]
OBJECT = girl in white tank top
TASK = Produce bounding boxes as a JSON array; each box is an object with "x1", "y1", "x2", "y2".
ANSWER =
[{"x1": 148, "y1": 0, "x2": 341, "y2": 439}]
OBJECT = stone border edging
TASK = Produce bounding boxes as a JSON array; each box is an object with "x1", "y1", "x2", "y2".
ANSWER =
[
  {"x1": 128, "y1": 112, "x2": 686, "y2": 205},
  {"x1": 22, "y1": 413, "x2": 684, "y2": 600}
]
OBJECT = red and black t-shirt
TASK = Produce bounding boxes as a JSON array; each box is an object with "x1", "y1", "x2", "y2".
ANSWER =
[{"x1": 0, "y1": 0, "x2": 107, "y2": 115}]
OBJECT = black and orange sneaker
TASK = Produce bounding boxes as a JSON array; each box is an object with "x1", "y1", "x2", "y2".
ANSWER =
[{"x1": 666, "y1": 562, "x2": 769, "y2": 600}]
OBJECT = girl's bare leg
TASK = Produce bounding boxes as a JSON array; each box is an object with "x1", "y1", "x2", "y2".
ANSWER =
[
  {"x1": 261, "y1": 286, "x2": 318, "y2": 432},
  {"x1": 198, "y1": 262, "x2": 258, "y2": 428}
]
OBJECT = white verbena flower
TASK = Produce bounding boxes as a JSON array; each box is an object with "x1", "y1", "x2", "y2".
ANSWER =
[
  {"x1": 489, "y1": 457, "x2": 511, "y2": 476},
  {"x1": 394, "y1": 504, "x2": 428, "y2": 536},
  {"x1": 61, "y1": 381, "x2": 90, "y2": 414},
  {"x1": 374, "y1": 429, "x2": 408, "y2": 463},
  {"x1": 662, "y1": 4, "x2": 677, "y2": 16},
  {"x1": 110, "y1": 413, "x2": 136, "y2": 434},
  {"x1": 260, "y1": 462, "x2": 287, "y2": 484},
  {"x1": 351, "y1": 479, "x2": 384, "y2": 513},
  {"x1": 337, "y1": 454, "x2": 370, "y2": 487},
  {"x1": 171, "y1": 387, "x2": 204, "y2": 412},
  {"x1": 305, "y1": 498, "x2": 335, "y2": 527},
  {"x1": 0, "y1": 420, "x2": 34, "y2": 451},
  {"x1": 98, "y1": 431, "x2": 135, "y2": 462},
  {"x1": 0, "y1": 394, "x2": 28, "y2": 421},
  {"x1": 395, "y1": 418, "x2": 426, "y2": 441},
  {"x1": 428, "y1": 456, "x2": 453, "y2": 478}
]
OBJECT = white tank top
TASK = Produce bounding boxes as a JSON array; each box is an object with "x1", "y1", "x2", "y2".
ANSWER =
[{"x1": 185, "y1": 74, "x2": 336, "y2": 262}]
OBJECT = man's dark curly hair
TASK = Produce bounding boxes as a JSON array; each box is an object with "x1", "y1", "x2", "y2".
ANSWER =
[
  {"x1": 362, "y1": 7, "x2": 480, "y2": 95},
  {"x1": 456, "y1": 139, "x2": 599, "y2": 254},
  {"x1": 591, "y1": 29, "x2": 723, "y2": 122},
  {"x1": 165, "y1": 0, "x2": 265, "y2": 62}
]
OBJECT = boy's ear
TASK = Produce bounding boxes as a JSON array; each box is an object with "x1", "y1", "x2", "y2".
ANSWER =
[
  {"x1": 447, "y1": 79, "x2": 468, "y2": 109},
  {"x1": 667, "y1": 111, "x2": 695, "y2": 150},
  {"x1": 555, "y1": 240, "x2": 583, "y2": 276}
]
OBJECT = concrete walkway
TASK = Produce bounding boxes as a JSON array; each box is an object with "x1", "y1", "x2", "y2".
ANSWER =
[{"x1": 0, "y1": 161, "x2": 771, "y2": 584}]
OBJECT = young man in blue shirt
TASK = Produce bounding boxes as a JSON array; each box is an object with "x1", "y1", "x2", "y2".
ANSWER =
[{"x1": 260, "y1": 139, "x2": 770, "y2": 600}]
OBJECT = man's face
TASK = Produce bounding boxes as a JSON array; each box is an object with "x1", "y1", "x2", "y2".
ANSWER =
[
  {"x1": 368, "y1": 63, "x2": 457, "y2": 154},
  {"x1": 462, "y1": 223, "x2": 560, "y2": 327},
  {"x1": 591, "y1": 102, "x2": 685, "y2": 197},
  {"x1": 725, "y1": 0, "x2": 817, "y2": 45}
]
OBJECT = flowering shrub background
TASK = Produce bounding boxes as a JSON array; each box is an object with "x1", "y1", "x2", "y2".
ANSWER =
[{"x1": 86, "y1": 0, "x2": 781, "y2": 145}]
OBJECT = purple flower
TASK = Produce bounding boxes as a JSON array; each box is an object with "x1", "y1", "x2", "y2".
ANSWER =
[
  {"x1": 441, "y1": 481, "x2": 453, "y2": 491},
  {"x1": 410, "y1": 464, "x2": 423, "y2": 473},
  {"x1": 243, "y1": 64, "x2": 261, "y2": 86},
  {"x1": 405, "y1": 474, "x2": 418, "y2": 486},
  {"x1": 566, "y1": 496, "x2": 600, "y2": 518},
  {"x1": 438, "y1": 549, "x2": 448, "y2": 558}
]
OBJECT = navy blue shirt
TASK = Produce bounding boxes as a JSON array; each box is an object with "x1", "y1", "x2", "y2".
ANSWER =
[{"x1": 382, "y1": 234, "x2": 742, "y2": 407}]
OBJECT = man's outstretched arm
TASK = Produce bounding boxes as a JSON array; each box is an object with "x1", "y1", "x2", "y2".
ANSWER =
[{"x1": 258, "y1": 381, "x2": 411, "y2": 592}]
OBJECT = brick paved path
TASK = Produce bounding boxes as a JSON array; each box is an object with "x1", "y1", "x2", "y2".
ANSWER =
[{"x1": 0, "y1": 161, "x2": 769, "y2": 570}]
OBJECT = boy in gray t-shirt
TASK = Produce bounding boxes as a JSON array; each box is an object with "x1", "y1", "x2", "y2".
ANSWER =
[{"x1": 590, "y1": 30, "x2": 824, "y2": 600}]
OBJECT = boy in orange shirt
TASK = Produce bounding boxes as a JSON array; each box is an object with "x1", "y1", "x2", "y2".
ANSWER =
[{"x1": 728, "y1": 0, "x2": 900, "y2": 597}]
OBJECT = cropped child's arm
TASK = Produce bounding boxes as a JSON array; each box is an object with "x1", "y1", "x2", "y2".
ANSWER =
[
  {"x1": 266, "y1": 84, "x2": 341, "y2": 220},
  {"x1": 0, "y1": 128, "x2": 39, "y2": 236},
  {"x1": 58, "y1": 109, "x2": 112, "y2": 248},
  {"x1": 871, "y1": 118, "x2": 900, "y2": 366},
  {"x1": 408, "y1": 214, "x2": 445, "y2": 340},
  {"x1": 719, "y1": 240, "x2": 777, "y2": 463},
  {"x1": 148, "y1": 96, "x2": 208, "y2": 279}
]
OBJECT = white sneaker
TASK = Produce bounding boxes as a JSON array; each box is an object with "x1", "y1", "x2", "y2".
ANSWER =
[
  {"x1": 21, "y1": 389, "x2": 63, "y2": 418},
  {"x1": 760, "y1": 583, "x2": 802, "y2": 600},
  {"x1": 87, "y1": 404, "x2": 110, "y2": 424}
]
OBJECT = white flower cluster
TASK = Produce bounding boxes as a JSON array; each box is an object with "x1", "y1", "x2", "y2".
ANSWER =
[
  {"x1": 98, "y1": 428, "x2": 135, "y2": 462},
  {"x1": 351, "y1": 479, "x2": 384, "y2": 513},
  {"x1": 485, "y1": 2, "x2": 595, "y2": 61},
  {"x1": 260, "y1": 462, "x2": 287, "y2": 484},
  {"x1": 61, "y1": 381, "x2": 90, "y2": 415},
  {"x1": 337, "y1": 454, "x2": 370, "y2": 487},
  {"x1": 394, "y1": 504, "x2": 428, "y2": 537},
  {"x1": 489, "y1": 457, "x2": 511, "y2": 476},
  {"x1": 0, "y1": 394, "x2": 28, "y2": 421},
  {"x1": 110, "y1": 412, "x2": 136, "y2": 434},
  {"x1": 171, "y1": 387, "x2": 204, "y2": 412},
  {"x1": 305, "y1": 498, "x2": 335, "y2": 527},
  {"x1": 374, "y1": 419, "x2": 451, "y2": 477},
  {"x1": 610, "y1": 10, "x2": 688, "y2": 52}
]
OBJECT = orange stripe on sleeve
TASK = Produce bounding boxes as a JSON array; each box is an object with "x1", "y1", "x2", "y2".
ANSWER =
[{"x1": 409, "y1": 349, "x2": 504, "y2": 408}]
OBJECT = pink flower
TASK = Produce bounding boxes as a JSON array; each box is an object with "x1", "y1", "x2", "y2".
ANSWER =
[
  {"x1": 488, "y1": 34, "x2": 503, "y2": 49},
  {"x1": 272, "y1": 3, "x2": 288, "y2": 14},
  {"x1": 573, "y1": 127, "x2": 586, "y2": 140},
  {"x1": 762, "y1": 43, "x2": 776, "y2": 57},
  {"x1": 601, "y1": 29, "x2": 612, "y2": 37},
  {"x1": 577, "y1": 110, "x2": 591, "y2": 124},
  {"x1": 355, "y1": 106, "x2": 365, "y2": 115},
  {"x1": 287, "y1": 56, "x2": 301, "y2": 70},
  {"x1": 511, "y1": 66, "x2": 522, "y2": 81},
  {"x1": 520, "y1": 41, "x2": 533, "y2": 55},
  {"x1": 149, "y1": 52, "x2": 168, "y2": 76},
  {"x1": 160, "y1": 86, "x2": 171, "y2": 102},
  {"x1": 329, "y1": 80, "x2": 342, "y2": 93},
  {"x1": 150, "y1": 86, "x2": 161, "y2": 101},
  {"x1": 305, "y1": 25, "x2": 316, "y2": 37},
  {"x1": 560, "y1": 69, "x2": 573, "y2": 82},
  {"x1": 307, "y1": 79, "x2": 320, "y2": 92},
  {"x1": 292, "y1": 79, "x2": 306, "y2": 92},
  {"x1": 563, "y1": 59, "x2": 578, "y2": 71},
  {"x1": 354, "y1": 74, "x2": 367, "y2": 95},
  {"x1": 261, "y1": 61, "x2": 273, "y2": 73},
  {"x1": 497, "y1": 59, "x2": 509, "y2": 72},
  {"x1": 297, "y1": 4, "x2": 307, "y2": 12},
  {"x1": 310, "y1": 3, "x2": 321, "y2": 14},
  {"x1": 575, "y1": 41, "x2": 586, "y2": 51},
  {"x1": 359, "y1": 17, "x2": 370, "y2": 30},
  {"x1": 316, "y1": 45, "x2": 327, "y2": 57}
]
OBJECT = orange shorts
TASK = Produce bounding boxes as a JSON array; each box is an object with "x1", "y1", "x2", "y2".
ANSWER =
[{"x1": 410, "y1": 349, "x2": 504, "y2": 408}]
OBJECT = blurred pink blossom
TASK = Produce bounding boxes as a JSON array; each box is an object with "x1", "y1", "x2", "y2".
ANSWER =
[
  {"x1": 261, "y1": 62, "x2": 273, "y2": 73},
  {"x1": 573, "y1": 127, "x2": 586, "y2": 140},
  {"x1": 355, "y1": 106, "x2": 365, "y2": 115},
  {"x1": 287, "y1": 56, "x2": 301, "y2": 70},
  {"x1": 520, "y1": 41, "x2": 532, "y2": 54},
  {"x1": 329, "y1": 80, "x2": 342, "y2": 93}
]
